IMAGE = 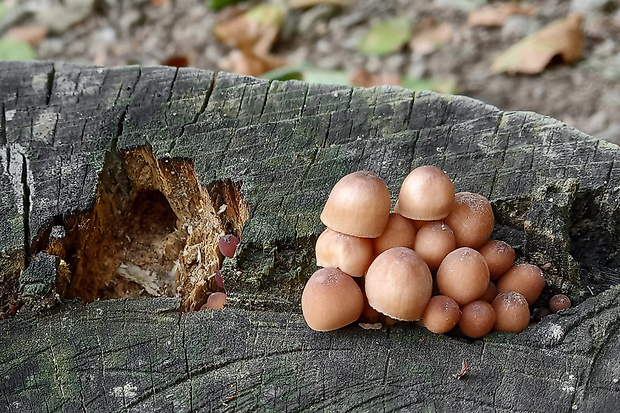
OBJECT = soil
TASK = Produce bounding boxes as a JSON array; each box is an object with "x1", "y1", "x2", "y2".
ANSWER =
[{"x1": 2, "y1": 0, "x2": 620, "y2": 143}]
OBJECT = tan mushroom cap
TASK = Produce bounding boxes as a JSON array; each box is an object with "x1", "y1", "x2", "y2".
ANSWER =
[
  {"x1": 497, "y1": 263, "x2": 545, "y2": 305},
  {"x1": 373, "y1": 213, "x2": 417, "y2": 255},
  {"x1": 365, "y1": 247, "x2": 433, "y2": 321},
  {"x1": 549, "y1": 294, "x2": 571, "y2": 313},
  {"x1": 479, "y1": 240, "x2": 515, "y2": 281},
  {"x1": 398, "y1": 166, "x2": 455, "y2": 220},
  {"x1": 492, "y1": 291, "x2": 530, "y2": 333},
  {"x1": 444, "y1": 192, "x2": 494, "y2": 249},
  {"x1": 315, "y1": 228, "x2": 374, "y2": 277},
  {"x1": 422, "y1": 295, "x2": 461, "y2": 334},
  {"x1": 436, "y1": 247, "x2": 490, "y2": 306},
  {"x1": 321, "y1": 171, "x2": 391, "y2": 238},
  {"x1": 302, "y1": 267, "x2": 364, "y2": 331},
  {"x1": 459, "y1": 300, "x2": 496, "y2": 338},
  {"x1": 413, "y1": 221, "x2": 456, "y2": 271}
]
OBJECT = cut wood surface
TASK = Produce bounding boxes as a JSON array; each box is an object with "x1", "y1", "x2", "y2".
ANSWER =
[{"x1": 1, "y1": 61, "x2": 620, "y2": 412}]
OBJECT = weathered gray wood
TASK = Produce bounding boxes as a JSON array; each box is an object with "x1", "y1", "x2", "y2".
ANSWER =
[{"x1": 1, "y1": 61, "x2": 620, "y2": 411}]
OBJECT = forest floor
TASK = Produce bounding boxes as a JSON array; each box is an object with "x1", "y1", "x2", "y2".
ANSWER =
[{"x1": 1, "y1": 0, "x2": 619, "y2": 143}]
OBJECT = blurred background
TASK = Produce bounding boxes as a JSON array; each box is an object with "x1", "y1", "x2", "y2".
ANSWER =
[{"x1": 1, "y1": 0, "x2": 619, "y2": 143}]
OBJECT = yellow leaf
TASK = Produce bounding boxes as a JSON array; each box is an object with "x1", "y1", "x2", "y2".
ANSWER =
[{"x1": 492, "y1": 13, "x2": 583, "y2": 75}]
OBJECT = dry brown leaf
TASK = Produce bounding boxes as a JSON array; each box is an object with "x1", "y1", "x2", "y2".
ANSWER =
[
  {"x1": 150, "y1": 0, "x2": 171, "y2": 7},
  {"x1": 213, "y1": 5, "x2": 284, "y2": 56},
  {"x1": 162, "y1": 55, "x2": 190, "y2": 68},
  {"x1": 289, "y1": 0, "x2": 350, "y2": 9},
  {"x1": 219, "y1": 49, "x2": 287, "y2": 77},
  {"x1": 492, "y1": 13, "x2": 583, "y2": 75},
  {"x1": 348, "y1": 68, "x2": 402, "y2": 88},
  {"x1": 409, "y1": 18, "x2": 453, "y2": 56},
  {"x1": 4, "y1": 25, "x2": 48, "y2": 47},
  {"x1": 468, "y1": 4, "x2": 537, "y2": 27}
]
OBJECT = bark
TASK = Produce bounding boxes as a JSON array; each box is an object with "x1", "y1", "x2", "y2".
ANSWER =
[{"x1": 0, "y1": 61, "x2": 619, "y2": 412}]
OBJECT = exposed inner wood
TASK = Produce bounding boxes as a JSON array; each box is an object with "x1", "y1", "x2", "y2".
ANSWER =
[{"x1": 49, "y1": 146, "x2": 248, "y2": 311}]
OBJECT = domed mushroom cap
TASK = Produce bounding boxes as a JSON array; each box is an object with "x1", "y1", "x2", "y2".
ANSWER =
[
  {"x1": 413, "y1": 221, "x2": 456, "y2": 271},
  {"x1": 398, "y1": 166, "x2": 455, "y2": 220},
  {"x1": 372, "y1": 213, "x2": 417, "y2": 255},
  {"x1": 459, "y1": 300, "x2": 496, "y2": 338},
  {"x1": 422, "y1": 295, "x2": 461, "y2": 334},
  {"x1": 436, "y1": 247, "x2": 490, "y2": 306},
  {"x1": 315, "y1": 228, "x2": 374, "y2": 277},
  {"x1": 492, "y1": 291, "x2": 530, "y2": 333},
  {"x1": 444, "y1": 192, "x2": 494, "y2": 249},
  {"x1": 321, "y1": 171, "x2": 391, "y2": 238},
  {"x1": 302, "y1": 267, "x2": 364, "y2": 331},
  {"x1": 497, "y1": 263, "x2": 545, "y2": 305},
  {"x1": 479, "y1": 240, "x2": 515, "y2": 281},
  {"x1": 365, "y1": 247, "x2": 433, "y2": 321}
]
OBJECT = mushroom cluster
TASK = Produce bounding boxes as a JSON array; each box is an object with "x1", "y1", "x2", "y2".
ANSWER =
[{"x1": 302, "y1": 167, "x2": 569, "y2": 338}]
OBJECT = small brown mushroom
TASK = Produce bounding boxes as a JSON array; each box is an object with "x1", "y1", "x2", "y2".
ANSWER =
[
  {"x1": 444, "y1": 192, "x2": 494, "y2": 249},
  {"x1": 479, "y1": 281, "x2": 498, "y2": 303},
  {"x1": 549, "y1": 294, "x2": 571, "y2": 313},
  {"x1": 321, "y1": 171, "x2": 391, "y2": 238},
  {"x1": 436, "y1": 247, "x2": 490, "y2": 306},
  {"x1": 365, "y1": 247, "x2": 433, "y2": 321},
  {"x1": 201, "y1": 292, "x2": 227, "y2": 310},
  {"x1": 492, "y1": 291, "x2": 530, "y2": 333},
  {"x1": 397, "y1": 165, "x2": 455, "y2": 221},
  {"x1": 413, "y1": 221, "x2": 456, "y2": 271},
  {"x1": 497, "y1": 263, "x2": 545, "y2": 305},
  {"x1": 422, "y1": 295, "x2": 461, "y2": 334},
  {"x1": 302, "y1": 267, "x2": 365, "y2": 331},
  {"x1": 459, "y1": 300, "x2": 496, "y2": 338},
  {"x1": 478, "y1": 240, "x2": 515, "y2": 281},
  {"x1": 315, "y1": 228, "x2": 374, "y2": 277},
  {"x1": 373, "y1": 213, "x2": 417, "y2": 255}
]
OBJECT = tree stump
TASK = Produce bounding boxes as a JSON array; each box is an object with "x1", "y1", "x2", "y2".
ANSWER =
[{"x1": 1, "y1": 61, "x2": 620, "y2": 412}]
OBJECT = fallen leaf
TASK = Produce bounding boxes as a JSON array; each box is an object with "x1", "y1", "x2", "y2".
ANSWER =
[
  {"x1": 4, "y1": 25, "x2": 48, "y2": 47},
  {"x1": 219, "y1": 49, "x2": 286, "y2": 77},
  {"x1": 357, "y1": 18, "x2": 412, "y2": 56},
  {"x1": 409, "y1": 18, "x2": 453, "y2": 56},
  {"x1": 0, "y1": 38, "x2": 35, "y2": 61},
  {"x1": 150, "y1": 0, "x2": 170, "y2": 6},
  {"x1": 162, "y1": 55, "x2": 190, "y2": 68},
  {"x1": 261, "y1": 64, "x2": 349, "y2": 86},
  {"x1": 401, "y1": 76, "x2": 456, "y2": 94},
  {"x1": 289, "y1": 0, "x2": 350, "y2": 9},
  {"x1": 207, "y1": 0, "x2": 244, "y2": 11},
  {"x1": 349, "y1": 68, "x2": 402, "y2": 87},
  {"x1": 492, "y1": 13, "x2": 583, "y2": 75},
  {"x1": 213, "y1": 4, "x2": 285, "y2": 56},
  {"x1": 468, "y1": 3, "x2": 537, "y2": 27}
]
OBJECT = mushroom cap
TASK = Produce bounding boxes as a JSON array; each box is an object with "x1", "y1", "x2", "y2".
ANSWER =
[
  {"x1": 479, "y1": 240, "x2": 515, "y2": 281},
  {"x1": 413, "y1": 221, "x2": 456, "y2": 271},
  {"x1": 320, "y1": 171, "x2": 391, "y2": 238},
  {"x1": 492, "y1": 291, "x2": 530, "y2": 333},
  {"x1": 549, "y1": 294, "x2": 571, "y2": 313},
  {"x1": 365, "y1": 247, "x2": 433, "y2": 321},
  {"x1": 459, "y1": 300, "x2": 496, "y2": 338},
  {"x1": 436, "y1": 247, "x2": 490, "y2": 306},
  {"x1": 302, "y1": 267, "x2": 364, "y2": 331},
  {"x1": 373, "y1": 213, "x2": 417, "y2": 255},
  {"x1": 479, "y1": 281, "x2": 498, "y2": 303},
  {"x1": 203, "y1": 292, "x2": 227, "y2": 310},
  {"x1": 443, "y1": 192, "x2": 494, "y2": 249},
  {"x1": 315, "y1": 228, "x2": 374, "y2": 277},
  {"x1": 497, "y1": 263, "x2": 545, "y2": 305},
  {"x1": 398, "y1": 166, "x2": 455, "y2": 220},
  {"x1": 422, "y1": 295, "x2": 461, "y2": 334}
]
